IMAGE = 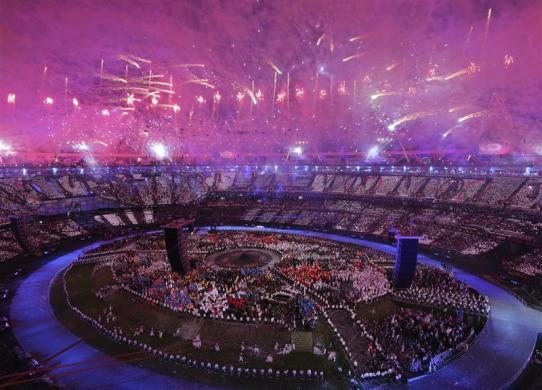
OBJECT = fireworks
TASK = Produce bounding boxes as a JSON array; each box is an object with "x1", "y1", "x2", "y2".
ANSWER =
[
  {"x1": 387, "y1": 112, "x2": 430, "y2": 131},
  {"x1": 504, "y1": 54, "x2": 514, "y2": 68},
  {"x1": 267, "y1": 61, "x2": 282, "y2": 75},
  {"x1": 316, "y1": 33, "x2": 326, "y2": 46},
  {"x1": 349, "y1": 34, "x2": 368, "y2": 42},
  {"x1": 448, "y1": 106, "x2": 468, "y2": 113},
  {"x1": 183, "y1": 79, "x2": 215, "y2": 89},
  {"x1": 466, "y1": 62, "x2": 480, "y2": 74},
  {"x1": 371, "y1": 92, "x2": 400, "y2": 100},
  {"x1": 483, "y1": 8, "x2": 492, "y2": 48},
  {"x1": 457, "y1": 111, "x2": 487, "y2": 123},
  {"x1": 246, "y1": 89, "x2": 257, "y2": 105},
  {"x1": 386, "y1": 63, "x2": 398, "y2": 71},
  {"x1": 1, "y1": 1, "x2": 538, "y2": 160},
  {"x1": 118, "y1": 54, "x2": 141, "y2": 69},
  {"x1": 338, "y1": 81, "x2": 346, "y2": 95},
  {"x1": 442, "y1": 127, "x2": 456, "y2": 138},
  {"x1": 342, "y1": 53, "x2": 361, "y2": 62}
]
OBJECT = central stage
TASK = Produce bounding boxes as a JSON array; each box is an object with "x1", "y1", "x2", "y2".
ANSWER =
[{"x1": 205, "y1": 247, "x2": 281, "y2": 269}]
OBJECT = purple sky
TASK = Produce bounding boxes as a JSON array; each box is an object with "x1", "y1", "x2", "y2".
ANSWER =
[{"x1": 0, "y1": 0, "x2": 541, "y2": 159}]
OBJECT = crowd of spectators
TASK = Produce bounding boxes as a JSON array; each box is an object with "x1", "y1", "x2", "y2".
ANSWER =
[
  {"x1": 366, "y1": 308, "x2": 477, "y2": 375},
  {"x1": 392, "y1": 267, "x2": 490, "y2": 315},
  {"x1": 505, "y1": 249, "x2": 542, "y2": 277}
]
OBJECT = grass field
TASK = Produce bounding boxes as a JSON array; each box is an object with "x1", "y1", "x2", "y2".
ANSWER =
[{"x1": 51, "y1": 262, "x2": 351, "y2": 389}]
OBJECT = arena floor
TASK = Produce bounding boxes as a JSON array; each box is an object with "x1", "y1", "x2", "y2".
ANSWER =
[{"x1": 9, "y1": 227, "x2": 542, "y2": 389}]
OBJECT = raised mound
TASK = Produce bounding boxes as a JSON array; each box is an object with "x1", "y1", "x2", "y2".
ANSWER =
[{"x1": 205, "y1": 248, "x2": 281, "y2": 269}]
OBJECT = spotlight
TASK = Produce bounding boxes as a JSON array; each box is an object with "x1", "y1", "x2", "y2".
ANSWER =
[
  {"x1": 73, "y1": 142, "x2": 89, "y2": 152},
  {"x1": 367, "y1": 145, "x2": 379, "y2": 159},
  {"x1": 149, "y1": 142, "x2": 168, "y2": 160},
  {"x1": 0, "y1": 140, "x2": 14, "y2": 155},
  {"x1": 290, "y1": 146, "x2": 303, "y2": 156}
]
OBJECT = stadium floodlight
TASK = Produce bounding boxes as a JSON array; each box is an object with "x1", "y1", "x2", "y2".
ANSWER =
[
  {"x1": 150, "y1": 142, "x2": 169, "y2": 160},
  {"x1": 367, "y1": 145, "x2": 379, "y2": 159}
]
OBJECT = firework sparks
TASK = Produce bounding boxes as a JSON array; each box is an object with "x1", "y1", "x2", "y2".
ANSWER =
[
  {"x1": 172, "y1": 63, "x2": 205, "y2": 68},
  {"x1": 448, "y1": 106, "x2": 468, "y2": 113},
  {"x1": 267, "y1": 60, "x2": 282, "y2": 75},
  {"x1": 295, "y1": 87, "x2": 304, "y2": 98},
  {"x1": 442, "y1": 127, "x2": 457, "y2": 138},
  {"x1": 183, "y1": 79, "x2": 215, "y2": 89},
  {"x1": 371, "y1": 91, "x2": 401, "y2": 100},
  {"x1": 349, "y1": 34, "x2": 368, "y2": 42},
  {"x1": 246, "y1": 89, "x2": 257, "y2": 104},
  {"x1": 7, "y1": 93, "x2": 15, "y2": 104},
  {"x1": 386, "y1": 63, "x2": 398, "y2": 71},
  {"x1": 118, "y1": 54, "x2": 141, "y2": 69},
  {"x1": 342, "y1": 53, "x2": 361, "y2": 62},
  {"x1": 504, "y1": 54, "x2": 514, "y2": 68},
  {"x1": 483, "y1": 8, "x2": 492, "y2": 49},
  {"x1": 464, "y1": 25, "x2": 474, "y2": 50},
  {"x1": 316, "y1": 33, "x2": 326, "y2": 46},
  {"x1": 101, "y1": 74, "x2": 128, "y2": 83},
  {"x1": 44, "y1": 97, "x2": 54, "y2": 105},
  {"x1": 338, "y1": 81, "x2": 346, "y2": 95},
  {"x1": 388, "y1": 112, "x2": 430, "y2": 131},
  {"x1": 457, "y1": 111, "x2": 487, "y2": 123}
]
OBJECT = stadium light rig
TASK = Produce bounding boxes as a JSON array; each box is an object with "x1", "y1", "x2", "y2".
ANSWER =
[
  {"x1": 367, "y1": 145, "x2": 380, "y2": 160},
  {"x1": 149, "y1": 142, "x2": 169, "y2": 160},
  {"x1": 0, "y1": 140, "x2": 15, "y2": 156},
  {"x1": 72, "y1": 142, "x2": 89, "y2": 152},
  {"x1": 290, "y1": 146, "x2": 303, "y2": 156}
]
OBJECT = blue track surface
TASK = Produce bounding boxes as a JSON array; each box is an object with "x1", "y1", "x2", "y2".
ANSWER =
[{"x1": 10, "y1": 227, "x2": 542, "y2": 389}]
